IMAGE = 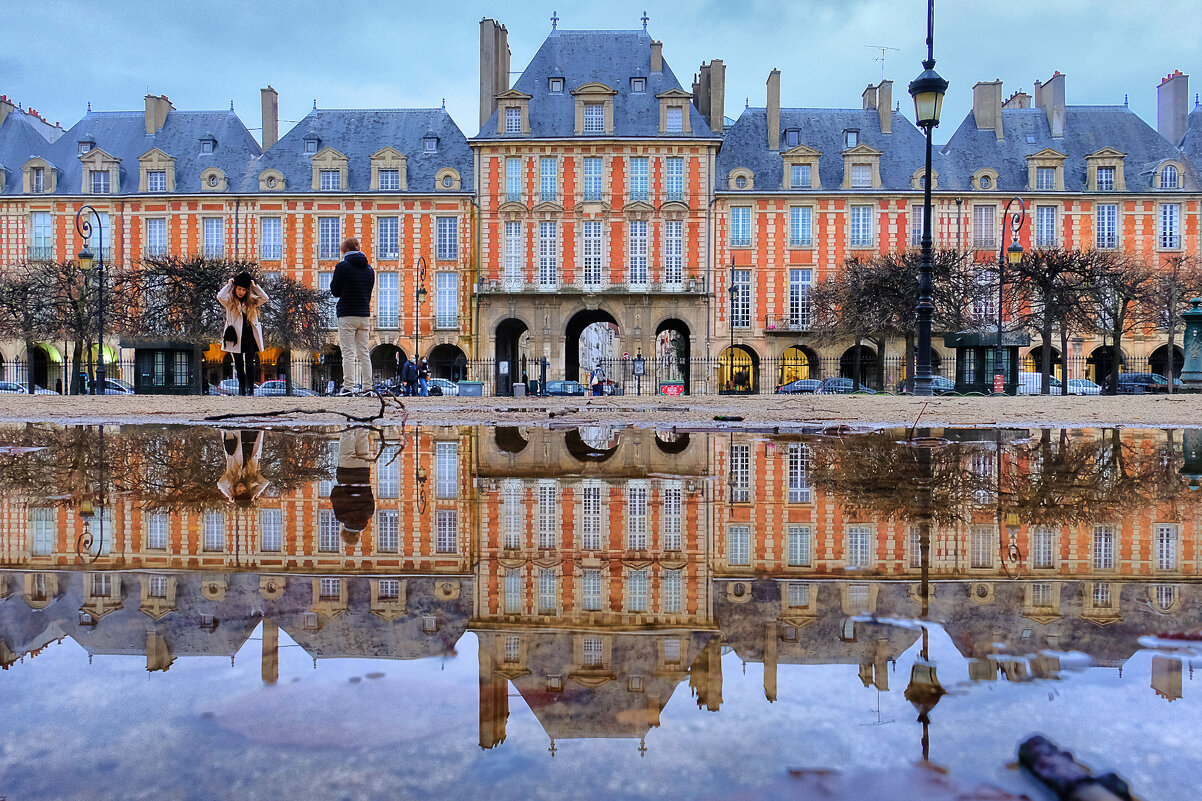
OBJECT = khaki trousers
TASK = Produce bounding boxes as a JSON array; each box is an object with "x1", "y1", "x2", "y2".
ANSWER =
[{"x1": 337, "y1": 316, "x2": 372, "y2": 390}]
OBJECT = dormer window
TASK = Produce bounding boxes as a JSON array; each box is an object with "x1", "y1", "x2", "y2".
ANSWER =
[
  {"x1": 666, "y1": 106, "x2": 683, "y2": 133},
  {"x1": 791, "y1": 164, "x2": 810, "y2": 188},
  {"x1": 379, "y1": 169, "x2": 399, "y2": 191},
  {"x1": 1161, "y1": 165, "x2": 1180, "y2": 189},
  {"x1": 785, "y1": 129, "x2": 801, "y2": 149},
  {"x1": 90, "y1": 170, "x2": 110, "y2": 194},
  {"x1": 844, "y1": 129, "x2": 859, "y2": 148},
  {"x1": 78, "y1": 137, "x2": 94, "y2": 155},
  {"x1": 319, "y1": 169, "x2": 340, "y2": 190},
  {"x1": 303, "y1": 132, "x2": 320, "y2": 155},
  {"x1": 423, "y1": 132, "x2": 438, "y2": 153},
  {"x1": 631, "y1": 77, "x2": 646, "y2": 93},
  {"x1": 850, "y1": 164, "x2": 871, "y2": 188},
  {"x1": 1036, "y1": 167, "x2": 1056, "y2": 190},
  {"x1": 31, "y1": 167, "x2": 44, "y2": 193},
  {"x1": 199, "y1": 134, "x2": 216, "y2": 155},
  {"x1": 147, "y1": 170, "x2": 167, "y2": 192},
  {"x1": 505, "y1": 107, "x2": 521, "y2": 133},
  {"x1": 584, "y1": 104, "x2": 604, "y2": 133},
  {"x1": 549, "y1": 77, "x2": 564, "y2": 93},
  {"x1": 1096, "y1": 167, "x2": 1114, "y2": 191}
]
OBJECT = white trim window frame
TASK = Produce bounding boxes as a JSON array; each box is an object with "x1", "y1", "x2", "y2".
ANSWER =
[
  {"x1": 628, "y1": 220, "x2": 649, "y2": 287},
  {"x1": 376, "y1": 216, "x2": 399, "y2": 260}
]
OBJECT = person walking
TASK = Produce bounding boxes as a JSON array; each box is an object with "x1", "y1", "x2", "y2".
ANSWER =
[
  {"x1": 218, "y1": 272, "x2": 269, "y2": 396},
  {"x1": 401, "y1": 355, "x2": 418, "y2": 397},
  {"x1": 417, "y1": 357, "x2": 430, "y2": 397},
  {"x1": 330, "y1": 237, "x2": 375, "y2": 395},
  {"x1": 590, "y1": 364, "x2": 606, "y2": 396}
]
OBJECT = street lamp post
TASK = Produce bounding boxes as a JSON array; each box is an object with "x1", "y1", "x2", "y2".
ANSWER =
[
  {"x1": 414, "y1": 256, "x2": 428, "y2": 366},
  {"x1": 75, "y1": 206, "x2": 105, "y2": 395},
  {"x1": 727, "y1": 280, "x2": 738, "y2": 394},
  {"x1": 995, "y1": 198, "x2": 1027, "y2": 394},
  {"x1": 907, "y1": 0, "x2": 949, "y2": 397}
]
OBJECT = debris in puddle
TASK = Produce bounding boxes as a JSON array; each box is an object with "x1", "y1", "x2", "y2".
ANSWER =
[{"x1": 1019, "y1": 735, "x2": 1134, "y2": 801}]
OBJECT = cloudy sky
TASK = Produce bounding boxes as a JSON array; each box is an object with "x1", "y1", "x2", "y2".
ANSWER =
[{"x1": 4, "y1": 0, "x2": 1201, "y2": 143}]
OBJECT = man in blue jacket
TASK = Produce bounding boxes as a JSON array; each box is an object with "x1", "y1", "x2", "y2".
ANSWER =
[{"x1": 329, "y1": 237, "x2": 375, "y2": 395}]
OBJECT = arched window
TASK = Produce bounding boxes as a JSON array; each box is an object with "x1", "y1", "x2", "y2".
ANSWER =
[{"x1": 1161, "y1": 165, "x2": 1179, "y2": 189}]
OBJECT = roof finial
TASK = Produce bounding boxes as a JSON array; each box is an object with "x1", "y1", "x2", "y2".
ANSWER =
[
  {"x1": 230, "y1": 100, "x2": 235, "y2": 111},
  {"x1": 1196, "y1": 93, "x2": 1200, "y2": 108},
  {"x1": 550, "y1": 10, "x2": 558, "y2": 30},
  {"x1": 313, "y1": 98, "x2": 317, "y2": 110},
  {"x1": 442, "y1": 98, "x2": 446, "y2": 109},
  {"x1": 1124, "y1": 94, "x2": 1129, "y2": 107},
  {"x1": 548, "y1": 738, "x2": 558, "y2": 757},
  {"x1": 745, "y1": 97, "x2": 749, "y2": 109},
  {"x1": 641, "y1": 10, "x2": 649, "y2": 30},
  {"x1": 87, "y1": 101, "x2": 92, "y2": 112}
]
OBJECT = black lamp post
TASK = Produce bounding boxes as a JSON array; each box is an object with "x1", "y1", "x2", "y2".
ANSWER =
[
  {"x1": 727, "y1": 281, "x2": 738, "y2": 394},
  {"x1": 74, "y1": 205, "x2": 105, "y2": 395},
  {"x1": 414, "y1": 255, "x2": 428, "y2": 365},
  {"x1": 994, "y1": 198, "x2": 1026, "y2": 394},
  {"x1": 907, "y1": 0, "x2": 949, "y2": 397}
]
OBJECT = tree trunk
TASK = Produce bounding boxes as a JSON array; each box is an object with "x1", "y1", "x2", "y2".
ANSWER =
[
  {"x1": 23, "y1": 339, "x2": 35, "y2": 395},
  {"x1": 1167, "y1": 324, "x2": 1176, "y2": 395},
  {"x1": 1059, "y1": 326, "x2": 1070, "y2": 396},
  {"x1": 1040, "y1": 315, "x2": 1053, "y2": 394},
  {"x1": 71, "y1": 342, "x2": 84, "y2": 395},
  {"x1": 1111, "y1": 323, "x2": 1122, "y2": 396},
  {"x1": 284, "y1": 346, "x2": 294, "y2": 396},
  {"x1": 904, "y1": 332, "x2": 915, "y2": 391},
  {"x1": 852, "y1": 335, "x2": 862, "y2": 393},
  {"x1": 874, "y1": 337, "x2": 886, "y2": 391}
]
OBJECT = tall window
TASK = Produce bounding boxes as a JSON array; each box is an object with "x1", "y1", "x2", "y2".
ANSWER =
[
  {"x1": 910, "y1": 203, "x2": 925, "y2": 247},
  {"x1": 972, "y1": 269, "x2": 996, "y2": 321},
  {"x1": 374, "y1": 446, "x2": 400, "y2": 501},
  {"x1": 1096, "y1": 204, "x2": 1117, "y2": 249},
  {"x1": 378, "y1": 169, "x2": 399, "y2": 191},
  {"x1": 788, "y1": 582, "x2": 810, "y2": 608},
  {"x1": 144, "y1": 512, "x2": 167, "y2": 551},
  {"x1": 318, "y1": 217, "x2": 340, "y2": 259},
  {"x1": 789, "y1": 269, "x2": 811, "y2": 330},
  {"x1": 504, "y1": 568, "x2": 522, "y2": 613},
  {"x1": 1160, "y1": 204, "x2": 1181, "y2": 249},
  {"x1": 1096, "y1": 166, "x2": 1115, "y2": 191},
  {"x1": 259, "y1": 217, "x2": 281, "y2": 260},
  {"x1": 203, "y1": 218, "x2": 224, "y2": 257},
  {"x1": 628, "y1": 221, "x2": 649, "y2": 285},
  {"x1": 319, "y1": 272, "x2": 336, "y2": 328},
  {"x1": 375, "y1": 510, "x2": 398, "y2": 553},
  {"x1": 29, "y1": 508, "x2": 55, "y2": 555},
  {"x1": 538, "y1": 568, "x2": 556, "y2": 614},
  {"x1": 1092, "y1": 583, "x2": 1112, "y2": 608},
  {"x1": 436, "y1": 217, "x2": 457, "y2": 260},
  {"x1": 663, "y1": 569, "x2": 682, "y2": 613},
  {"x1": 909, "y1": 528, "x2": 923, "y2": 568},
  {"x1": 626, "y1": 481, "x2": 648, "y2": 549},
  {"x1": 582, "y1": 636, "x2": 604, "y2": 667},
  {"x1": 539, "y1": 157, "x2": 557, "y2": 203},
  {"x1": 730, "y1": 443, "x2": 750, "y2": 502},
  {"x1": 662, "y1": 482, "x2": 682, "y2": 550},
  {"x1": 1156, "y1": 524, "x2": 1178, "y2": 570},
  {"x1": 578, "y1": 220, "x2": 602, "y2": 287},
  {"x1": 30, "y1": 166, "x2": 45, "y2": 193},
  {"x1": 850, "y1": 163, "x2": 871, "y2": 188},
  {"x1": 666, "y1": 106, "x2": 683, "y2": 133},
  {"x1": 377, "y1": 217, "x2": 399, "y2": 259},
  {"x1": 147, "y1": 170, "x2": 167, "y2": 192},
  {"x1": 789, "y1": 206, "x2": 813, "y2": 247},
  {"x1": 146, "y1": 217, "x2": 167, "y2": 257},
  {"x1": 846, "y1": 526, "x2": 871, "y2": 568},
  {"x1": 435, "y1": 509, "x2": 458, "y2": 554},
  {"x1": 318, "y1": 510, "x2": 340, "y2": 552},
  {"x1": 728, "y1": 525, "x2": 750, "y2": 566},
  {"x1": 28, "y1": 211, "x2": 52, "y2": 260},
  {"x1": 1035, "y1": 167, "x2": 1056, "y2": 190},
  {"x1": 538, "y1": 222, "x2": 557, "y2": 287},
  {"x1": 319, "y1": 169, "x2": 340, "y2": 191},
  {"x1": 90, "y1": 170, "x2": 110, "y2": 194},
  {"x1": 664, "y1": 220, "x2": 683, "y2": 285},
  {"x1": 435, "y1": 441, "x2": 458, "y2": 498},
  {"x1": 203, "y1": 511, "x2": 225, "y2": 552},
  {"x1": 581, "y1": 481, "x2": 602, "y2": 550},
  {"x1": 505, "y1": 157, "x2": 522, "y2": 202},
  {"x1": 627, "y1": 570, "x2": 648, "y2": 612},
  {"x1": 377, "y1": 272, "x2": 398, "y2": 328},
  {"x1": 251, "y1": 508, "x2": 281, "y2": 552},
  {"x1": 1031, "y1": 527, "x2": 1055, "y2": 569},
  {"x1": 973, "y1": 205, "x2": 996, "y2": 248},
  {"x1": 436, "y1": 272, "x2": 458, "y2": 328},
  {"x1": 1092, "y1": 525, "x2": 1115, "y2": 569},
  {"x1": 787, "y1": 442, "x2": 811, "y2": 502},
  {"x1": 629, "y1": 157, "x2": 649, "y2": 202},
  {"x1": 537, "y1": 480, "x2": 557, "y2": 549},
  {"x1": 730, "y1": 206, "x2": 751, "y2": 246},
  {"x1": 665, "y1": 157, "x2": 684, "y2": 201},
  {"x1": 791, "y1": 164, "x2": 811, "y2": 189},
  {"x1": 970, "y1": 527, "x2": 993, "y2": 569},
  {"x1": 502, "y1": 479, "x2": 524, "y2": 550},
  {"x1": 849, "y1": 205, "x2": 872, "y2": 246},
  {"x1": 1161, "y1": 165, "x2": 1179, "y2": 189},
  {"x1": 582, "y1": 569, "x2": 602, "y2": 611},
  {"x1": 583, "y1": 157, "x2": 603, "y2": 201},
  {"x1": 787, "y1": 525, "x2": 812, "y2": 566},
  {"x1": 731, "y1": 269, "x2": 751, "y2": 328},
  {"x1": 584, "y1": 103, "x2": 604, "y2": 133},
  {"x1": 504, "y1": 221, "x2": 523, "y2": 284},
  {"x1": 505, "y1": 106, "x2": 521, "y2": 134},
  {"x1": 1035, "y1": 205, "x2": 1056, "y2": 246}
]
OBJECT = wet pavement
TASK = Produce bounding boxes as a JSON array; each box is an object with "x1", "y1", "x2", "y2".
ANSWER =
[{"x1": 0, "y1": 424, "x2": 1198, "y2": 800}]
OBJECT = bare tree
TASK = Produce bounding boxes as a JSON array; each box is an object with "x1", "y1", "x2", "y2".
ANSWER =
[
  {"x1": 1144, "y1": 255, "x2": 1202, "y2": 393},
  {"x1": 1084, "y1": 252, "x2": 1156, "y2": 394},
  {"x1": 1004, "y1": 248, "x2": 1094, "y2": 394}
]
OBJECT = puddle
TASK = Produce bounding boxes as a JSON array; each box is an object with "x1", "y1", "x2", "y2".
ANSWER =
[{"x1": 0, "y1": 423, "x2": 1198, "y2": 800}]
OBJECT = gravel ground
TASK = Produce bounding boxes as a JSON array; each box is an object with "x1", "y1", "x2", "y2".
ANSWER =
[{"x1": 2, "y1": 392, "x2": 1202, "y2": 429}]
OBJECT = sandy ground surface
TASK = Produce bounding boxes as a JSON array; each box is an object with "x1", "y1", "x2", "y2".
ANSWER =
[{"x1": 2, "y1": 392, "x2": 1202, "y2": 429}]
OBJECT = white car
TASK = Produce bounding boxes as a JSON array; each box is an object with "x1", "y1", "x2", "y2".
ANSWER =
[
  {"x1": 1065, "y1": 378, "x2": 1101, "y2": 395},
  {"x1": 428, "y1": 377, "x2": 459, "y2": 396},
  {"x1": 0, "y1": 381, "x2": 28, "y2": 394},
  {"x1": 1017, "y1": 371, "x2": 1063, "y2": 395}
]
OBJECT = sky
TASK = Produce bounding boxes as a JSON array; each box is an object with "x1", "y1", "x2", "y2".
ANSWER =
[{"x1": 4, "y1": 0, "x2": 1202, "y2": 145}]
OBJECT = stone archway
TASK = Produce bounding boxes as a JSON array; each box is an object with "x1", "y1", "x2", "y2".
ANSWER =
[
  {"x1": 1023, "y1": 346, "x2": 1063, "y2": 378},
  {"x1": 495, "y1": 318, "x2": 529, "y2": 396},
  {"x1": 566, "y1": 308, "x2": 620, "y2": 384},
  {"x1": 778, "y1": 345, "x2": 820, "y2": 385},
  {"x1": 839, "y1": 344, "x2": 878, "y2": 388},
  {"x1": 655, "y1": 318, "x2": 691, "y2": 394},
  {"x1": 719, "y1": 345, "x2": 759, "y2": 394},
  {"x1": 1087, "y1": 345, "x2": 1124, "y2": 385},
  {"x1": 1149, "y1": 344, "x2": 1185, "y2": 380},
  {"x1": 428, "y1": 343, "x2": 468, "y2": 381},
  {"x1": 371, "y1": 344, "x2": 406, "y2": 385}
]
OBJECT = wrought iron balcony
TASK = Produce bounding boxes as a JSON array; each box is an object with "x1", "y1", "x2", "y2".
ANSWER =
[
  {"x1": 26, "y1": 246, "x2": 53, "y2": 261},
  {"x1": 477, "y1": 277, "x2": 708, "y2": 295},
  {"x1": 763, "y1": 315, "x2": 811, "y2": 333}
]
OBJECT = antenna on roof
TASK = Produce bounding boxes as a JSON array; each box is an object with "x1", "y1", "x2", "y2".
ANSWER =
[
  {"x1": 865, "y1": 44, "x2": 900, "y2": 81},
  {"x1": 641, "y1": 10, "x2": 649, "y2": 30},
  {"x1": 550, "y1": 10, "x2": 558, "y2": 30}
]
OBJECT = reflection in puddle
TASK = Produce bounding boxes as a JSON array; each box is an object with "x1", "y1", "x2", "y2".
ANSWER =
[{"x1": 0, "y1": 424, "x2": 1198, "y2": 799}]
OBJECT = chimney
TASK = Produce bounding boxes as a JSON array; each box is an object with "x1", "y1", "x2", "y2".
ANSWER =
[
  {"x1": 862, "y1": 84, "x2": 878, "y2": 110},
  {"x1": 144, "y1": 93, "x2": 174, "y2": 135},
  {"x1": 260, "y1": 86, "x2": 279, "y2": 149},
  {"x1": 0, "y1": 94, "x2": 15, "y2": 127},
  {"x1": 708, "y1": 58, "x2": 725, "y2": 134},
  {"x1": 1003, "y1": 91, "x2": 1031, "y2": 110},
  {"x1": 1158, "y1": 70, "x2": 1189, "y2": 147},
  {"x1": 479, "y1": 18, "x2": 510, "y2": 130},
  {"x1": 766, "y1": 69, "x2": 781, "y2": 151},
  {"x1": 650, "y1": 40, "x2": 663, "y2": 72},
  {"x1": 877, "y1": 79, "x2": 893, "y2": 135},
  {"x1": 1035, "y1": 71, "x2": 1065, "y2": 137},
  {"x1": 694, "y1": 64, "x2": 712, "y2": 121},
  {"x1": 972, "y1": 80, "x2": 1004, "y2": 140}
]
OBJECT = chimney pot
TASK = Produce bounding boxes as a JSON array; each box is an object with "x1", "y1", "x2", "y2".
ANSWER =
[
  {"x1": 261, "y1": 85, "x2": 279, "y2": 149},
  {"x1": 766, "y1": 69, "x2": 781, "y2": 151},
  {"x1": 972, "y1": 80, "x2": 1004, "y2": 140},
  {"x1": 1158, "y1": 70, "x2": 1189, "y2": 147},
  {"x1": 650, "y1": 40, "x2": 663, "y2": 72}
]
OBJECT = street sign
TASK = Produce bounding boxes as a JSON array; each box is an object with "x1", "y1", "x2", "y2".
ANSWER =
[
  {"x1": 660, "y1": 382, "x2": 685, "y2": 396},
  {"x1": 993, "y1": 374, "x2": 1005, "y2": 394},
  {"x1": 623, "y1": 352, "x2": 630, "y2": 360},
  {"x1": 499, "y1": 361, "x2": 509, "y2": 375}
]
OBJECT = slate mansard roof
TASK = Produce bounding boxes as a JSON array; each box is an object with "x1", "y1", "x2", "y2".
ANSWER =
[
  {"x1": 0, "y1": 109, "x2": 60, "y2": 192},
  {"x1": 249, "y1": 107, "x2": 473, "y2": 193},
  {"x1": 940, "y1": 104, "x2": 1198, "y2": 192},
  {"x1": 0, "y1": 108, "x2": 263, "y2": 196},
  {"x1": 475, "y1": 28, "x2": 716, "y2": 140},
  {"x1": 716, "y1": 107, "x2": 929, "y2": 192}
]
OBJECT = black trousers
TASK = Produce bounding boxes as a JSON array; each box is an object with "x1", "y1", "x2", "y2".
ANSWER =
[{"x1": 233, "y1": 351, "x2": 260, "y2": 396}]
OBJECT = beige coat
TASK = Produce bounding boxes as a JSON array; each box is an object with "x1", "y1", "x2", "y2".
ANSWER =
[
  {"x1": 217, "y1": 279, "x2": 269, "y2": 354},
  {"x1": 217, "y1": 429, "x2": 270, "y2": 504}
]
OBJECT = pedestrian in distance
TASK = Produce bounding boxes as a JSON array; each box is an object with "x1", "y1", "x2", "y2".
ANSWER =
[
  {"x1": 330, "y1": 237, "x2": 375, "y2": 396},
  {"x1": 418, "y1": 357, "x2": 430, "y2": 397},
  {"x1": 401, "y1": 355, "x2": 419, "y2": 397},
  {"x1": 218, "y1": 272, "x2": 269, "y2": 396},
  {"x1": 590, "y1": 364, "x2": 606, "y2": 396}
]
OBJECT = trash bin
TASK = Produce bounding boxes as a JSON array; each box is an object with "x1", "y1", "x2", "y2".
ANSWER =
[
  {"x1": 458, "y1": 381, "x2": 484, "y2": 397},
  {"x1": 513, "y1": 383, "x2": 526, "y2": 397}
]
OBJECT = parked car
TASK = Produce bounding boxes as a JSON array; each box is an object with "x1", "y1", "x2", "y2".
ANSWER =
[
  {"x1": 775, "y1": 378, "x2": 822, "y2": 394},
  {"x1": 428, "y1": 377, "x2": 459, "y2": 396},
  {"x1": 253, "y1": 380, "x2": 318, "y2": 397},
  {"x1": 1101, "y1": 372, "x2": 1171, "y2": 395},
  {"x1": 816, "y1": 377, "x2": 878, "y2": 395},
  {"x1": 544, "y1": 380, "x2": 586, "y2": 396},
  {"x1": 896, "y1": 376, "x2": 958, "y2": 395},
  {"x1": 0, "y1": 381, "x2": 28, "y2": 394},
  {"x1": 210, "y1": 378, "x2": 241, "y2": 396},
  {"x1": 1017, "y1": 372, "x2": 1064, "y2": 395},
  {"x1": 1065, "y1": 378, "x2": 1101, "y2": 396},
  {"x1": 78, "y1": 377, "x2": 134, "y2": 395}
]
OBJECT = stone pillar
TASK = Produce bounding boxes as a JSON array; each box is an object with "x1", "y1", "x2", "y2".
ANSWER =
[{"x1": 1180, "y1": 298, "x2": 1202, "y2": 389}]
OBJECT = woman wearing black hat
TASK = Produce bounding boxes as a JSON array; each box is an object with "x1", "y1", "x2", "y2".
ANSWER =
[{"x1": 217, "y1": 272, "x2": 269, "y2": 396}]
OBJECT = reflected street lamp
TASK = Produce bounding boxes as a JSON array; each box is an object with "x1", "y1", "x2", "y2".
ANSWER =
[
  {"x1": 995, "y1": 198, "x2": 1026, "y2": 394},
  {"x1": 414, "y1": 255, "x2": 428, "y2": 363},
  {"x1": 907, "y1": 0, "x2": 948, "y2": 397},
  {"x1": 75, "y1": 205, "x2": 105, "y2": 395}
]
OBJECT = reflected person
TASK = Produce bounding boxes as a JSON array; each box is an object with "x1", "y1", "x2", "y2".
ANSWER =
[
  {"x1": 330, "y1": 428, "x2": 375, "y2": 546},
  {"x1": 217, "y1": 429, "x2": 270, "y2": 506}
]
